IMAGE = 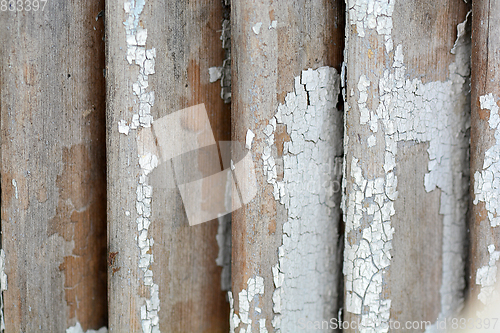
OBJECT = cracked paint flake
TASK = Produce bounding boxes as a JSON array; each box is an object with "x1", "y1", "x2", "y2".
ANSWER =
[
  {"x1": 245, "y1": 129, "x2": 255, "y2": 150},
  {"x1": 348, "y1": 0, "x2": 395, "y2": 51},
  {"x1": 252, "y1": 22, "x2": 262, "y2": 35},
  {"x1": 473, "y1": 93, "x2": 500, "y2": 227},
  {"x1": 260, "y1": 67, "x2": 342, "y2": 332},
  {"x1": 344, "y1": 2, "x2": 470, "y2": 331},
  {"x1": 229, "y1": 276, "x2": 265, "y2": 333},
  {"x1": 12, "y1": 179, "x2": 18, "y2": 199},
  {"x1": 118, "y1": 119, "x2": 130, "y2": 135},
  {"x1": 476, "y1": 245, "x2": 500, "y2": 306},
  {"x1": 208, "y1": 67, "x2": 223, "y2": 83},
  {"x1": 123, "y1": 0, "x2": 160, "y2": 332}
]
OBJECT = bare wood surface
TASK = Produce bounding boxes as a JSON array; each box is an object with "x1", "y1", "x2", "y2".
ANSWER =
[{"x1": 0, "y1": 0, "x2": 107, "y2": 331}]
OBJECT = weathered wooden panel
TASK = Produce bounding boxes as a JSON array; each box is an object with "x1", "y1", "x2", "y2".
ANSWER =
[
  {"x1": 343, "y1": 1, "x2": 470, "y2": 331},
  {"x1": 469, "y1": 0, "x2": 500, "y2": 314},
  {"x1": 106, "y1": 0, "x2": 230, "y2": 332},
  {"x1": 230, "y1": 1, "x2": 344, "y2": 332},
  {"x1": 0, "y1": 0, "x2": 107, "y2": 331}
]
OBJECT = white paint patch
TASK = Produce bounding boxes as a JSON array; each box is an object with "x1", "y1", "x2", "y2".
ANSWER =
[
  {"x1": 118, "y1": 120, "x2": 130, "y2": 135},
  {"x1": 252, "y1": 22, "x2": 262, "y2": 35},
  {"x1": 209, "y1": 67, "x2": 222, "y2": 83},
  {"x1": 476, "y1": 245, "x2": 500, "y2": 305},
  {"x1": 246, "y1": 129, "x2": 255, "y2": 150},
  {"x1": 124, "y1": 1, "x2": 160, "y2": 332},
  {"x1": 66, "y1": 322, "x2": 108, "y2": 333},
  {"x1": 269, "y1": 20, "x2": 277, "y2": 29},
  {"x1": 474, "y1": 93, "x2": 500, "y2": 227},
  {"x1": 262, "y1": 67, "x2": 342, "y2": 332},
  {"x1": 12, "y1": 179, "x2": 18, "y2": 199},
  {"x1": 344, "y1": 3, "x2": 470, "y2": 331}
]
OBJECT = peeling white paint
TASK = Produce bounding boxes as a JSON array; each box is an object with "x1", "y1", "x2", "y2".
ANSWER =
[
  {"x1": 246, "y1": 129, "x2": 255, "y2": 150},
  {"x1": 348, "y1": 0, "x2": 395, "y2": 51},
  {"x1": 260, "y1": 67, "x2": 342, "y2": 332},
  {"x1": 66, "y1": 322, "x2": 108, "y2": 333},
  {"x1": 344, "y1": 3, "x2": 470, "y2": 331},
  {"x1": 252, "y1": 22, "x2": 262, "y2": 35},
  {"x1": 343, "y1": 156, "x2": 394, "y2": 326},
  {"x1": 118, "y1": 119, "x2": 130, "y2": 135},
  {"x1": 230, "y1": 276, "x2": 265, "y2": 333},
  {"x1": 123, "y1": 1, "x2": 160, "y2": 332},
  {"x1": 220, "y1": 19, "x2": 231, "y2": 103},
  {"x1": 474, "y1": 93, "x2": 500, "y2": 227},
  {"x1": 209, "y1": 67, "x2": 223, "y2": 83},
  {"x1": 124, "y1": 0, "x2": 156, "y2": 129},
  {"x1": 451, "y1": 11, "x2": 471, "y2": 55},
  {"x1": 476, "y1": 245, "x2": 500, "y2": 305},
  {"x1": 12, "y1": 179, "x2": 18, "y2": 199},
  {"x1": 268, "y1": 20, "x2": 277, "y2": 29}
]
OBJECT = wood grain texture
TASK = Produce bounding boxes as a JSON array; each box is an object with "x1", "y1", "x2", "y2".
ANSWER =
[
  {"x1": 231, "y1": 0, "x2": 344, "y2": 331},
  {"x1": 0, "y1": 0, "x2": 107, "y2": 331},
  {"x1": 469, "y1": 0, "x2": 500, "y2": 310},
  {"x1": 106, "y1": 0, "x2": 230, "y2": 331}
]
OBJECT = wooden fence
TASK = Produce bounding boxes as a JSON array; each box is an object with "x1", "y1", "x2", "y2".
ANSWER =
[{"x1": 0, "y1": 0, "x2": 499, "y2": 332}]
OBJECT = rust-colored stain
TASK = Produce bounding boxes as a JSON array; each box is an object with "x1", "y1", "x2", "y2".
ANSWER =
[
  {"x1": 108, "y1": 251, "x2": 118, "y2": 267},
  {"x1": 50, "y1": 144, "x2": 107, "y2": 331},
  {"x1": 112, "y1": 267, "x2": 121, "y2": 276}
]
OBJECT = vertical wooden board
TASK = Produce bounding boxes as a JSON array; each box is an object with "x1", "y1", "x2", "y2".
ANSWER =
[
  {"x1": 231, "y1": 1, "x2": 344, "y2": 332},
  {"x1": 469, "y1": 0, "x2": 500, "y2": 314},
  {"x1": 0, "y1": 0, "x2": 107, "y2": 331},
  {"x1": 342, "y1": 0, "x2": 470, "y2": 331},
  {"x1": 106, "y1": 0, "x2": 230, "y2": 332}
]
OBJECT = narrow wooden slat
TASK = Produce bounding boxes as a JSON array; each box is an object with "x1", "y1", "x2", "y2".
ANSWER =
[
  {"x1": 342, "y1": 1, "x2": 470, "y2": 331},
  {"x1": 0, "y1": 0, "x2": 107, "y2": 331},
  {"x1": 230, "y1": 1, "x2": 344, "y2": 332},
  {"x1": 106, "y1": 0, "x2": 229, "y2": 331},
  {"x1": 469, "y1": 0, "x2": 500, "y2": 313}
]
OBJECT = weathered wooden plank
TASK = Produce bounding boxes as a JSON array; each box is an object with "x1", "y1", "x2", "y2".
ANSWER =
[
  {"x1": 0, "y1": 0, "x2": 107, "y2": 331},
  {"x1": 469, "y1": 0, "x2": 500, "y2": 314},
  {"x1": 230, "y1": 1, "x2": 344, "y2": 332},
  {"x1": 342, "y1": 1, "x2": 470, "y2": 331},
  {"x1": 106, "y1": 0, "x2": 230, "y2": 331}
]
